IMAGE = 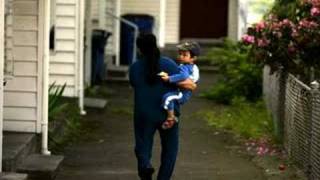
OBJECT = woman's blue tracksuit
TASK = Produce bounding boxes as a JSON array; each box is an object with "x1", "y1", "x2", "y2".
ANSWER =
[{"x1": 129, "y1": 57, "x2": 181, "y2": 180}]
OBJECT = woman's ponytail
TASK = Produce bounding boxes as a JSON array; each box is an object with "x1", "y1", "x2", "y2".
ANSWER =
[{"x1": 136, "y1": 33, "x2": 160, "y2": 85}]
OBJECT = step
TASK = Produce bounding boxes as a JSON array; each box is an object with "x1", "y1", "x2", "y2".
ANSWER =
[
  {"x1": 17, "y1": 154, "x2": 64, "y2": 180},
  {"x1": 2, "y1": 132, "x2": 38, "y2": 172},
  {"x1": 0, "y1": 173, "x2": 28, "y2": 180},
  {"x1": 105, "y1": 76, "x2": 129, "y2": 83},
  {"x1": 107, "y1": 65, "x2": 129, "y2": 72},
  {"x1": 106, "y1": 70, "x2": 128, "y2": 78},
  {"x1": 84, "y1": 97, "x2": 108, "y2": 108}
]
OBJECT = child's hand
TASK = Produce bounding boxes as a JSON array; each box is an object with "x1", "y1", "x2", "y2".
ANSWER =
[
  {"x1": 158, "y1": 72, "x2": 169, "y2": 82},
  {"x1": 161, "y1": 75, "x2": 169, "y2": 82}
]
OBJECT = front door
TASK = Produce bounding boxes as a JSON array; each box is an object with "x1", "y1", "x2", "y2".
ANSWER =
[{"x1": 180, "y1": 0, "x2": 229, "y2": 39}]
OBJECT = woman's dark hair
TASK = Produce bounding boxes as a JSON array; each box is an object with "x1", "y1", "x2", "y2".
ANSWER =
[{"x1": 136, "y1": 33, "x2": 160, "y2": 85}]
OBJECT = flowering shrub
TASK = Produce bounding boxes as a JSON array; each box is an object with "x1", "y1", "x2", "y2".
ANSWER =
[{"x1": 243, "y1": 0, "x2": 320, "y2": 81}]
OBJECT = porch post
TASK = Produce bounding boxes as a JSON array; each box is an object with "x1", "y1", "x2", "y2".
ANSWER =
[
  {"x1": 115, "y1": 0, "x2": 121, "y2": 66},
  {"x1": 79, "y1": 0, "x2": 86, "y2": 115},
  {"x1": 42, "y1": 0, "x2": 51, "y2": 155},
  {"x1": 0, "y1": 0, "x2": 5, "y2": 171},
  {"x1": 159, "y1": 0, "x2": 166, "y2": 47},
  {"x1": 227, "y1": 0, "x2": 240, "y2": 41}
]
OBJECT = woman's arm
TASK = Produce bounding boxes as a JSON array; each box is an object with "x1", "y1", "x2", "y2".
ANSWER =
[{"x1": 177, "y1": 78, "x2": 197, "y2": 91}]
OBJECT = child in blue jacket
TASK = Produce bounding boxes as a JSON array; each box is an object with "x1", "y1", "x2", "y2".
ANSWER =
[{"x1": 159, "y1": 42, "x2": 200, "y2": 129}]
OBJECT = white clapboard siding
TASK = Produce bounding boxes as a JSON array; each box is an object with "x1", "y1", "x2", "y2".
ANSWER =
[
  {"x1": 165, "y1": 0, "x2": 180, "y2": 44},
  {"x1": 3, "y1": 0, "x2": 40, "y2": 133},
  {"x1": 50, "y1": 0, "x2": 78, "y2": 97},
  {"x1": 105, "y1": 0, "x2": 115, "y2": 55},
  {"x1": 89, "y1": 0, "x2": 116, "y2": 55},
  {"x1": 91, "y1": 0, "x2": 99, "y2": 22}
]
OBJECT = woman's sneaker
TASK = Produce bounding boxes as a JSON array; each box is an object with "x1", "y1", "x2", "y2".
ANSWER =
[{"x1": 139, "y1": 167, "x2": 155, "y2": 180}]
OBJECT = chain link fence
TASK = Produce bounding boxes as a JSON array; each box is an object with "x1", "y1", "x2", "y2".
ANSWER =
[{"x1": 263, "y1": 66, "x2": 320, "y2": 179}]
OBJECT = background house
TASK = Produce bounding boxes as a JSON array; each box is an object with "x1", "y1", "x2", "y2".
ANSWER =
[{"x1": 87, "y1": 0, "x2": 247, "y2": 70}]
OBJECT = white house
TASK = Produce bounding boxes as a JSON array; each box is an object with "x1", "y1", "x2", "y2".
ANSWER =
[
  {"x1": 88, "y1": 0, "x2": 246, "y2": 68},
  {"x1": 49, "y1": 0, "x2": 86, "y2": 114},
  {"x1": 3, "y1": 0, "x2": 52, "y2": 156}
]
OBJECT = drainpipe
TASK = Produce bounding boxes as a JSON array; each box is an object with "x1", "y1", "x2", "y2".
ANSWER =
[
  {"x1": 0, "y1": 0, "x2": 5, "y2": 171},
  {"x1": 42, "y1": 0, "x2": 51, "y2": 155},
  {"x1": 159, "y1": 0, "x2": 166, "y2": 48},
  {"x1": 79, "y1": 0, "x2": 86, "y2": 115}
]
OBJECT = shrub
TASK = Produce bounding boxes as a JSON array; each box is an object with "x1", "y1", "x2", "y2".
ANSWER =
[
  {"x1": 49, "y1": 82, "x2": 67, "y2": 120},
  {"x1": 201, "y1": 39, "x2": 262, "y2": 104},
  {"x1": 243, "y1": 0, "x2": 320, "y2": 82}
]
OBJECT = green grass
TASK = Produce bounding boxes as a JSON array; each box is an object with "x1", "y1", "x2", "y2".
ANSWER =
[{"x1": 198, "y1": 97, "x2": 275, "y2": 140}]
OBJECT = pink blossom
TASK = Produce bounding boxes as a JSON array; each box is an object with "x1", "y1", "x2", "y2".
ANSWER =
[
  {"x1": 280, "y1": 19, "x2": 293, "y2": 27},
  {"x1": 242, "y1": 34, "x2": 255, "y2": 44},
  {"x1": 304, "y1": 0, "x2": 320, "y2": 6},
  {"x1": 271, "y1": 22, "x2": 281, "y2": 31},
  {"x1": 257, "y1": 38, "x2": 270, "y2": 47},
  {"x1": 291, "y1": 28, "x2": 299, "y2": 37},
  {"x1": 255, "y1": 21, "x2": 266, "y2": 32},
  {"x1": 311, "y1": 0, "x2": 320, "y2": 6},
  {"x1": 272, "y1": 31, "x2": 283, "y2": 38},
  {"x1": 311, "y1": 7, "x2": 320, "y2": 16},
  {"x1": 298, "y1": 19, "x2": 319, "y2": 29}
]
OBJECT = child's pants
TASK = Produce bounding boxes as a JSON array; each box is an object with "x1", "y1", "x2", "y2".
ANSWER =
[{"x1": 162, "y1": 91, "x2": 188, "y2": 111}]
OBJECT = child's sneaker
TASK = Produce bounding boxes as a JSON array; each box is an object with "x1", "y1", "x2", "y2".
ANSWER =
[{"x1": 161, "y1": 117, "x2": 179, "y2": 130}]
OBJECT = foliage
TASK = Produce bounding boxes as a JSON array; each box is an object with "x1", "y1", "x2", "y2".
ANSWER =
[
  {"x1": 199, "y1": 98, "x2": 274, "y2": 139},
  {"x1": 49, "y1": 82, "x2": 67, "y2": 120},
  {"x1": 201, "y1": 39, "x2": 262, "y2": 104},
  {"x1": 49, "y1": 103, "x2": 82, "y2": 153},
  {"x1": 242, "y1": 0, "x2": 320, "y2": 82}
]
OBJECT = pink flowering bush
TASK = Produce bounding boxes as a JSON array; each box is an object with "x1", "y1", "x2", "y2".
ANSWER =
[{"x1": 243, "y1": 0, "x2": 320, "y2": 81}]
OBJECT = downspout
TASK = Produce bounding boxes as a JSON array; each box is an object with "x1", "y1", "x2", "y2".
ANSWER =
[
  {"x1": 159, "y1": 0, "x2": 166, "y2": 47},
  {"x1": 0, "y1": 0, "x2": 5, "y2": 171},
  {"x1": 42, "y1": 0, "x2": 51, "y2": 155},
  {"x1": 79, "y1": 0, "x2": 86, "y2": 115}
]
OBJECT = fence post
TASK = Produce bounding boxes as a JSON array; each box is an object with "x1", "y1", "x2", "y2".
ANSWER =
[
  {"x1": 276, "y1": 68, "x2": 287, "y2": 141},
  {"x1": 310, "y1": 80, "x2": 319, "y2": 178}
]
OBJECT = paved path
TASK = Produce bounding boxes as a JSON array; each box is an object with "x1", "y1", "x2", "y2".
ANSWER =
[{"x1": 55, "y1": 72, "x2": 268, "y2": 180}]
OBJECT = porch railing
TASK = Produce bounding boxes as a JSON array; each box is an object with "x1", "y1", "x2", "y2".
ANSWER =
[{"x1": 105, "y1": 11, "x2": 139, "y2": 66}]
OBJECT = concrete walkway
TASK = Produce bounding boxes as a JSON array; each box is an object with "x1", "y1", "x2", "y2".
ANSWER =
[{"x1": 55, "y1": 72, "x2": 269, "y2": 180}]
